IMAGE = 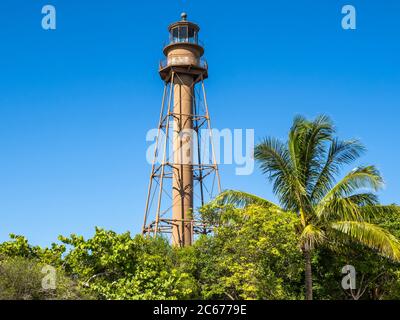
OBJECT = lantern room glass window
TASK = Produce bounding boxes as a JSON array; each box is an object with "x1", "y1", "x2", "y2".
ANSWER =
[
  {"x1": 188, "y1": 27, "x2": 197, "y2": 43},
  {"x1": 170, "y1": 26, "x2": 198, "y2": 44},
  {"x1": 172, "y1": 27, "x2": 179, "y2": 43}
]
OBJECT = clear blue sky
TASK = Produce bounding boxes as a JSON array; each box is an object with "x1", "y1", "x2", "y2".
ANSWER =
[{"x1": 0, "y1": 0, "x2": 399, "y2": 246}]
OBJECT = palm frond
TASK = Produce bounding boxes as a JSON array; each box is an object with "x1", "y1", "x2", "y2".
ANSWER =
[
  {"x1": 316, "y1": 193, "x2": 379, "y2": 222},
  {"x1": 300, "y1": 115, "x2": 334, "y2": 189},
  {"x1": 254, "y1": 137, "x2": 303, "y2": 210},
  {"x1": 361, "y1": 205, "x2": 400, "y2": 221},
  {"x1": 213, "y1": 190, "x2": 282, "y2": 210},
  {"x1": 287, "y1": 115, "x2": 334, "y2": 193},
  {"x1": 288, "y1": 115, "x2": 308, "y2": 175},
  {"x1": 330, "y1": 221, "x2": 400, "y2": 261},
  {"x1": 311, "y1": 139, "x2": 365, "y2": 202},
  {"x1": 321, "y1": 166, "x2": 384, "y2": 202}
]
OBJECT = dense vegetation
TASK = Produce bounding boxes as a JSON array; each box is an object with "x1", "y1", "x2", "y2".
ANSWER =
[
  {"x1": 1, "y1": 115, "x2": 399, "y2": 300},
  {"x1": 1, "y1": 208, "x2": 400, "y2": 300}
]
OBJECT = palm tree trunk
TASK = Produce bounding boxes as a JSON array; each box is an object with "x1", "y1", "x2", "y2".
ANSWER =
[{"x1": 303, "y1": 248, "x2": 313, "y2": 300}]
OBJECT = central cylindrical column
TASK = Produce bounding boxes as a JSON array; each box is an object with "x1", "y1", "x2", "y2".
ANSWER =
[{"x1": 172, "y1": 74, "x2": 194, "y2": 247}]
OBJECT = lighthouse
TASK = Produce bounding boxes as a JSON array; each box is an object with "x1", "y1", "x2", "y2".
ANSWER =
[{"x1": 143, "y1": 13, "x2": 221, "y2": 247}]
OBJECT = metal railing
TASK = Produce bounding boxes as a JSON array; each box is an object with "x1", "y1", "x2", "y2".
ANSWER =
[
  {"x1": 163, "y1": 39, "x2": 205, "y2": 48},
  {"x1": 159, "y1": 58, "x2": 208, "y2": 70}
]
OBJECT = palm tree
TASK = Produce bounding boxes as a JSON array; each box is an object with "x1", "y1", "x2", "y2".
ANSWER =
[{"x1": 214, "y1": 115, "x2": 400, "y2": 300}]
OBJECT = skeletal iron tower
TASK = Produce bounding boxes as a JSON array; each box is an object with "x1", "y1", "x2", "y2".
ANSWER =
[{"x1": 142, "y1": 13, "x2": 221, "y2": 247}]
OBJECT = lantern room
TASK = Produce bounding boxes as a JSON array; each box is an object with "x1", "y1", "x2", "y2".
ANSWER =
[{"x1": 168, "y1": 13, "x2": 199, "y2": 44}]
